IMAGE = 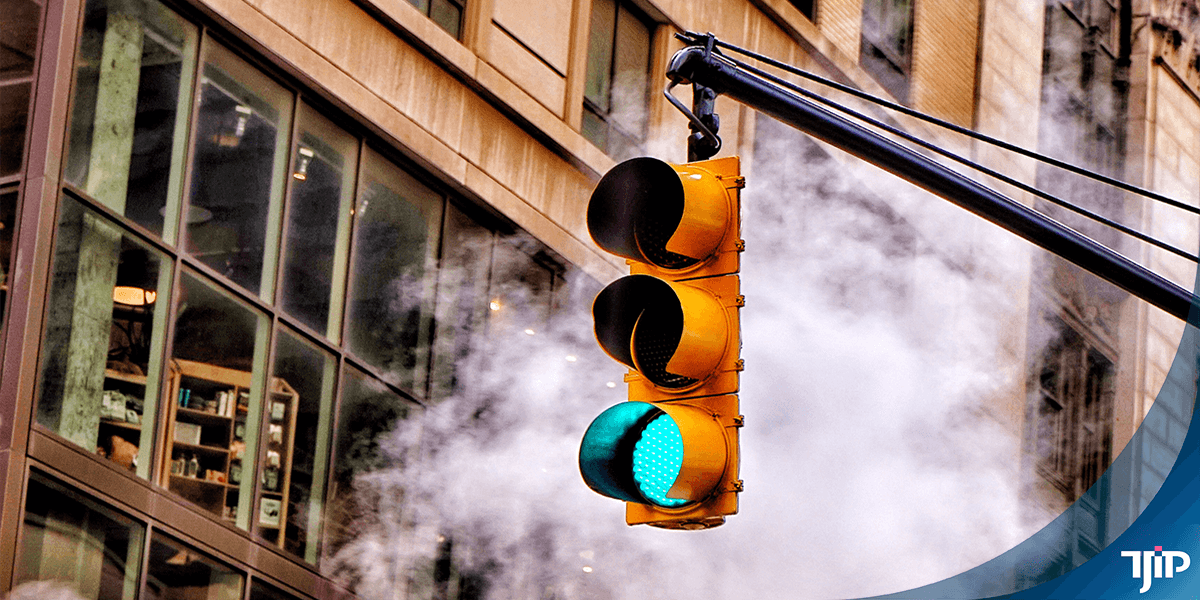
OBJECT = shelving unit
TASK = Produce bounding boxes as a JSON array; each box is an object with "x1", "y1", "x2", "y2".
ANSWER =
[
  {"x1": 157, "y1": 359, "x2": 298, "y2": 547},
  {"x1": 160, "y1": 359, "x2": 252, "y2": 522},
  {"x1": 257, "y1": 378, "x2": 298, "y2": 547}
]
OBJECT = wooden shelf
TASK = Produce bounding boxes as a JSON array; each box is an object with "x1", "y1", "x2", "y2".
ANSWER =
[
  {"x1": 105, "y1": 369, "x2": 148, "y2": 386},
  {"x1": 172, "y1": 441, "x2": 230, "y2": 455},
  {"x1": 169, "y1": 474, "x2": 235, "y2": 489},
  {"x1": 99, "y1": 418, "x2": 142, "y2": 432}
]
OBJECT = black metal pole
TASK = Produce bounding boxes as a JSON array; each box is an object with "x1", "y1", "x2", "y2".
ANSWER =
[{"x1": 666, "y1": 46, "x2": 1199, "y2": 324}]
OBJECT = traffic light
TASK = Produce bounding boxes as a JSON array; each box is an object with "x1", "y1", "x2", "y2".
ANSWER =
[{"x1": 579, "y1": 156, "x2": 743, "y2": 530}]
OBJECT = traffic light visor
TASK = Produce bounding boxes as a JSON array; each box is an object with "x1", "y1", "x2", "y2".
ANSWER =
[
  {"x1": 593, "y1": 275, "x2": 729, "y2": 389},
  {"x1": 587, "y1": 157, "x2": 731, "y2": 270},
  {"x1": 580, "y1": 401, "x2": 728, "y2": 508}
]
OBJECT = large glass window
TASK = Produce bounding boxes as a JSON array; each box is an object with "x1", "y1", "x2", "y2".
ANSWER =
[
  {"x1": 860, "y1": 0, "x2": 913, "y2": 101},
  {"x1": 64, "y1": 0, "x2": 198, "y2": 240},
  {"x1": 346, "y1": 149, "x2": 443, "y2": 394},
  {"x1": 407, "y1": 0, "x2": 464, "y2": 39},
  {"x1": 428, "y1": 204, "x2": 493, "y2": 399},
  {"x1": 144, "y1": 533, "x2": 244, "y2": 600},
  {"x1": 185, "y1": 41, "x2": 291, "y2": 298},
  {"x1": 38, "y1": 196, "x2": 172, "y2": 478},
  {"x1": 279, "y1": 103, "x2": 356, "y2": 340},
  {"x1": 257, "y1": 329, "x2": 336, "y2": 563},
  {"x1": 2, "y1": 0, "x2": 42, "y2": 177},
  {"x1": 0, "y1": 187, "x2": 18, "y2": 326},
  {"x1": 164, "y1": 271, "x2": 268, "y2": 527},
  {"x1": 582, "y1": 0, "x2": 653, "y2": 160},
  {"x1": 37, "y1": 0, "x2": 576, "y2": 576},
  {"x1": 325, "y1": 366, "x2": 418, "y2": 569},
  {"x1": 16, "y1": 473, "x2": 145, "y2": 600}
]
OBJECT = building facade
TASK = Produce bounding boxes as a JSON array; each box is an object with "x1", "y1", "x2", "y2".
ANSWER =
[{"x1": 1, "y1": 0, "x2": 1199, "y2": 598}]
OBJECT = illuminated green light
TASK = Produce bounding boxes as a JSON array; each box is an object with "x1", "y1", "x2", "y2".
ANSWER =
[{"x1": 632, "y1": 414, "x2": 687, "y2": 507}]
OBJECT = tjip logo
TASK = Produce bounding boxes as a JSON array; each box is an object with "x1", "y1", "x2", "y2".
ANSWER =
[{"x1": 1120, "y1": 547, "x2": 1190, "y2": 593}]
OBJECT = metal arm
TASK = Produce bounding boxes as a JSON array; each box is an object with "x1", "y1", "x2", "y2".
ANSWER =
[{"x1": 664, "y1": 43, "x2": 1200, "y2": 325}]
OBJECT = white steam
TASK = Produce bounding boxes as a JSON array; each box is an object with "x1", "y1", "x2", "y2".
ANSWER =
[{"x1": 321, "y1": 108, "x2": 1055, "y2": 600}]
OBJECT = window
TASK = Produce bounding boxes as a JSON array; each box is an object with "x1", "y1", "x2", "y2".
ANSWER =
[
  {"x1": 788, "y1": 0, "x2": 816, "y2": 20},
  {"x1": 185, "y1": 41, "x2": 291, "y2": 298},
  {"x1": 582, "y1": 0, "x2": 653, "y2": 160},
  {"x1": 36, "y1": 0, "x2": 573, "y2": 573},
  {"x1": 407, "y1": 0, "x2": 465, "y2": 39},
  {"x1": 144, "y1": 533, "x2": 244, "y2": 600},
  {"x1": 279, "y1": 103, "x2": 355, "y2": 340},
  {"x1": 345, "y1": 148, "x2": 444, "y2": 393},
  {"x1": 259, "y1": 329, "x2": 336, "y2": 561},
  {"x1": 164, "y1": 271, "x2": 269, "y2": 526},
  {"x1": 16, "y1": 473, "x2": 146, "y2": 600},
  {"x1": 860, "y1": 0, "x2": 913, "y2": 101},
  {"x1": 1032, "y1": 316, "x2": 1115, "y2": 501},
  {"x1": 2, "y1": 0, "x2": 43, "y2": 178},
  {"x1": 38, "y1": 195, "x2": 173, "y2": 479},
  {"x1": 63, "y1": 0, "x2": 198, "y2": 240}
]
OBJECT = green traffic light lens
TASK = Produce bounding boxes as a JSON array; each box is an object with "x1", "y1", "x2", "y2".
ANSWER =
[{"x1": 632, "y1": 414, "x2": 688, "y2": 507}]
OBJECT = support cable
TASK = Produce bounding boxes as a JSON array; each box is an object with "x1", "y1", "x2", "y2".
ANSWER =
[
  {"x1": 678, "y1": 31, "x2": 1200, "y2": 218},
  {"x1": 715, "y1": 51, "x2": 1200, "y2": 264}
]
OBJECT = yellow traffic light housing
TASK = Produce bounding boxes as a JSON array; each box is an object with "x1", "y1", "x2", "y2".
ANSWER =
[{"x1": 580, "y1": 156, "x2": 743, "y2": 530}]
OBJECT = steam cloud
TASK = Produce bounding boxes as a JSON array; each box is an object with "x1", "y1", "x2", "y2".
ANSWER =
[{"x1": 323, "y1": 110, "x2": 1055, "y2": 600}]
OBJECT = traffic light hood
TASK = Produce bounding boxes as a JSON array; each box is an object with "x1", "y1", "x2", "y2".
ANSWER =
[
  {"x1": 587, "y1": 157, "x2": 731, "y2": 272},
  {"x1": 592, "y1": 274, "x2": 730, "y2": 389}
]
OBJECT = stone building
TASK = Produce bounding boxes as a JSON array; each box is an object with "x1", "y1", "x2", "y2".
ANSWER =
[{"x1": 0, "y1": 0, "x2": 1197, "y2": 598}]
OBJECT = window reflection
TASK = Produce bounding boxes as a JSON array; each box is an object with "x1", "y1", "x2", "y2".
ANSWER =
[
  {"x1": 1, "y1": 0, "x2": 42, "y2": 177},
  {"x1": 16, "y1": 473, "x2": 145, "y2": 600},
  {"x1": 485, "y1": 236, "x2": 556, "y2": 342},
  {"x1": 165, "y1": 271, "x2": 268, "y2": 526},
  {"x1": 64, "y1": 0, "x2": 197, "y2": 238},
  {"x1": 144, "y1": 533, "x2": 243, "y2": 600},
  {"x1": 346, "y1": 150, "x2": 443, "y2": 394},
  {"x1": 325, "y1": 367, "x2": 417, "y2": 567},
  {"x1": 280, "y1": 104, "x2": 356, "y2": 339},
  {"x1": 258, "y1": 329, "x2": 335, "y2": 563},
  {"x1": 0, "y1": 188, "x2": 17, "y2": 327},
  {"x1": 185, "y1": 41, "x2": 290, "y2": 298},
  {"x1": 429, "y1": 204, "x2": 494, "y2": 399},
  {"x1": 38, "y1": 196, "x2": 171, "y2": 478}
]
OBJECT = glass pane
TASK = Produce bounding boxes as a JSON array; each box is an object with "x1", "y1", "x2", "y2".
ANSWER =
[
  {"x1": 580, "y1": 107, "x2": 608, "y2": 152},
  {"x1": 0, "y1": 187, "x2": 17, "y2": 327},
  {"x1": 15, "y1": 473, "x2": 145, "y2": 600},
  {"x1": 165, "y1": 271, "x2": 269, "y2": 527},
  {"x1": 144, "y1": 533, "x2": 243, "y2": 600},
  {"x1": 185, "y1": 41, "x2": 291, "y2": 298},
  {"x1": 609, "y1": 3, "x2": 651, "y2": 140},
  {"x1": 280, "y1": 103, "x2": 355, "y2": 339},
  {"x1": 325, "y1": 367, "x2": 417, "y2": 578},
  {"x1": 37, "y1": 195, "x2": 171, "y2": 478},
  {"x1": 257, "y1": 328, "x2": 335, "y2": 563},
  {"x1": 583, "y1": 0, "x2": 616, "y2": 111},
  {"x1": 428, "y1": 205, "x2": 493, "y2": 400},
  {"x1": 346, "y1": 150, "x2": 443, "y2": 395},
  {"x1": 64, "y1": 0, "x2": 198, "y2": 239},
  {"x1": 485, "y1": 237, "x2": 555, "y2": 342},
  {"x1": 1, "y1": 0, "x2": 42, "y2": 177},
  {"x1": 429, "y1": 0, "x2": 462, "y2": 39},
  {"x1": 249, "y1": 580, "x2": 299, "y2": 600}
]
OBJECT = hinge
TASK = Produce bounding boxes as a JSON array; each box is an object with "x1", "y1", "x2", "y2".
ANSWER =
[
  {"x1": 735, "y1": 295, "x2": 745, "y2": 307},
  {"x1": 734, "y1": 359, "x2": 745, "y2": 371},
  {"x1": 730, "y1": 480, "x2": 745, "y2": 492},
  {"x1": 734, "y1": 239, "x2": 746, "y2": 251},
  {"x1": 732, "y1": 415, "x2": 744, "y2": 427}
]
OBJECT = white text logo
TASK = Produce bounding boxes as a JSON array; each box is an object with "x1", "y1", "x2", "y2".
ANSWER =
[{"x1": 1120, "y1": 547, "x2": 1190, "y2": 593}]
